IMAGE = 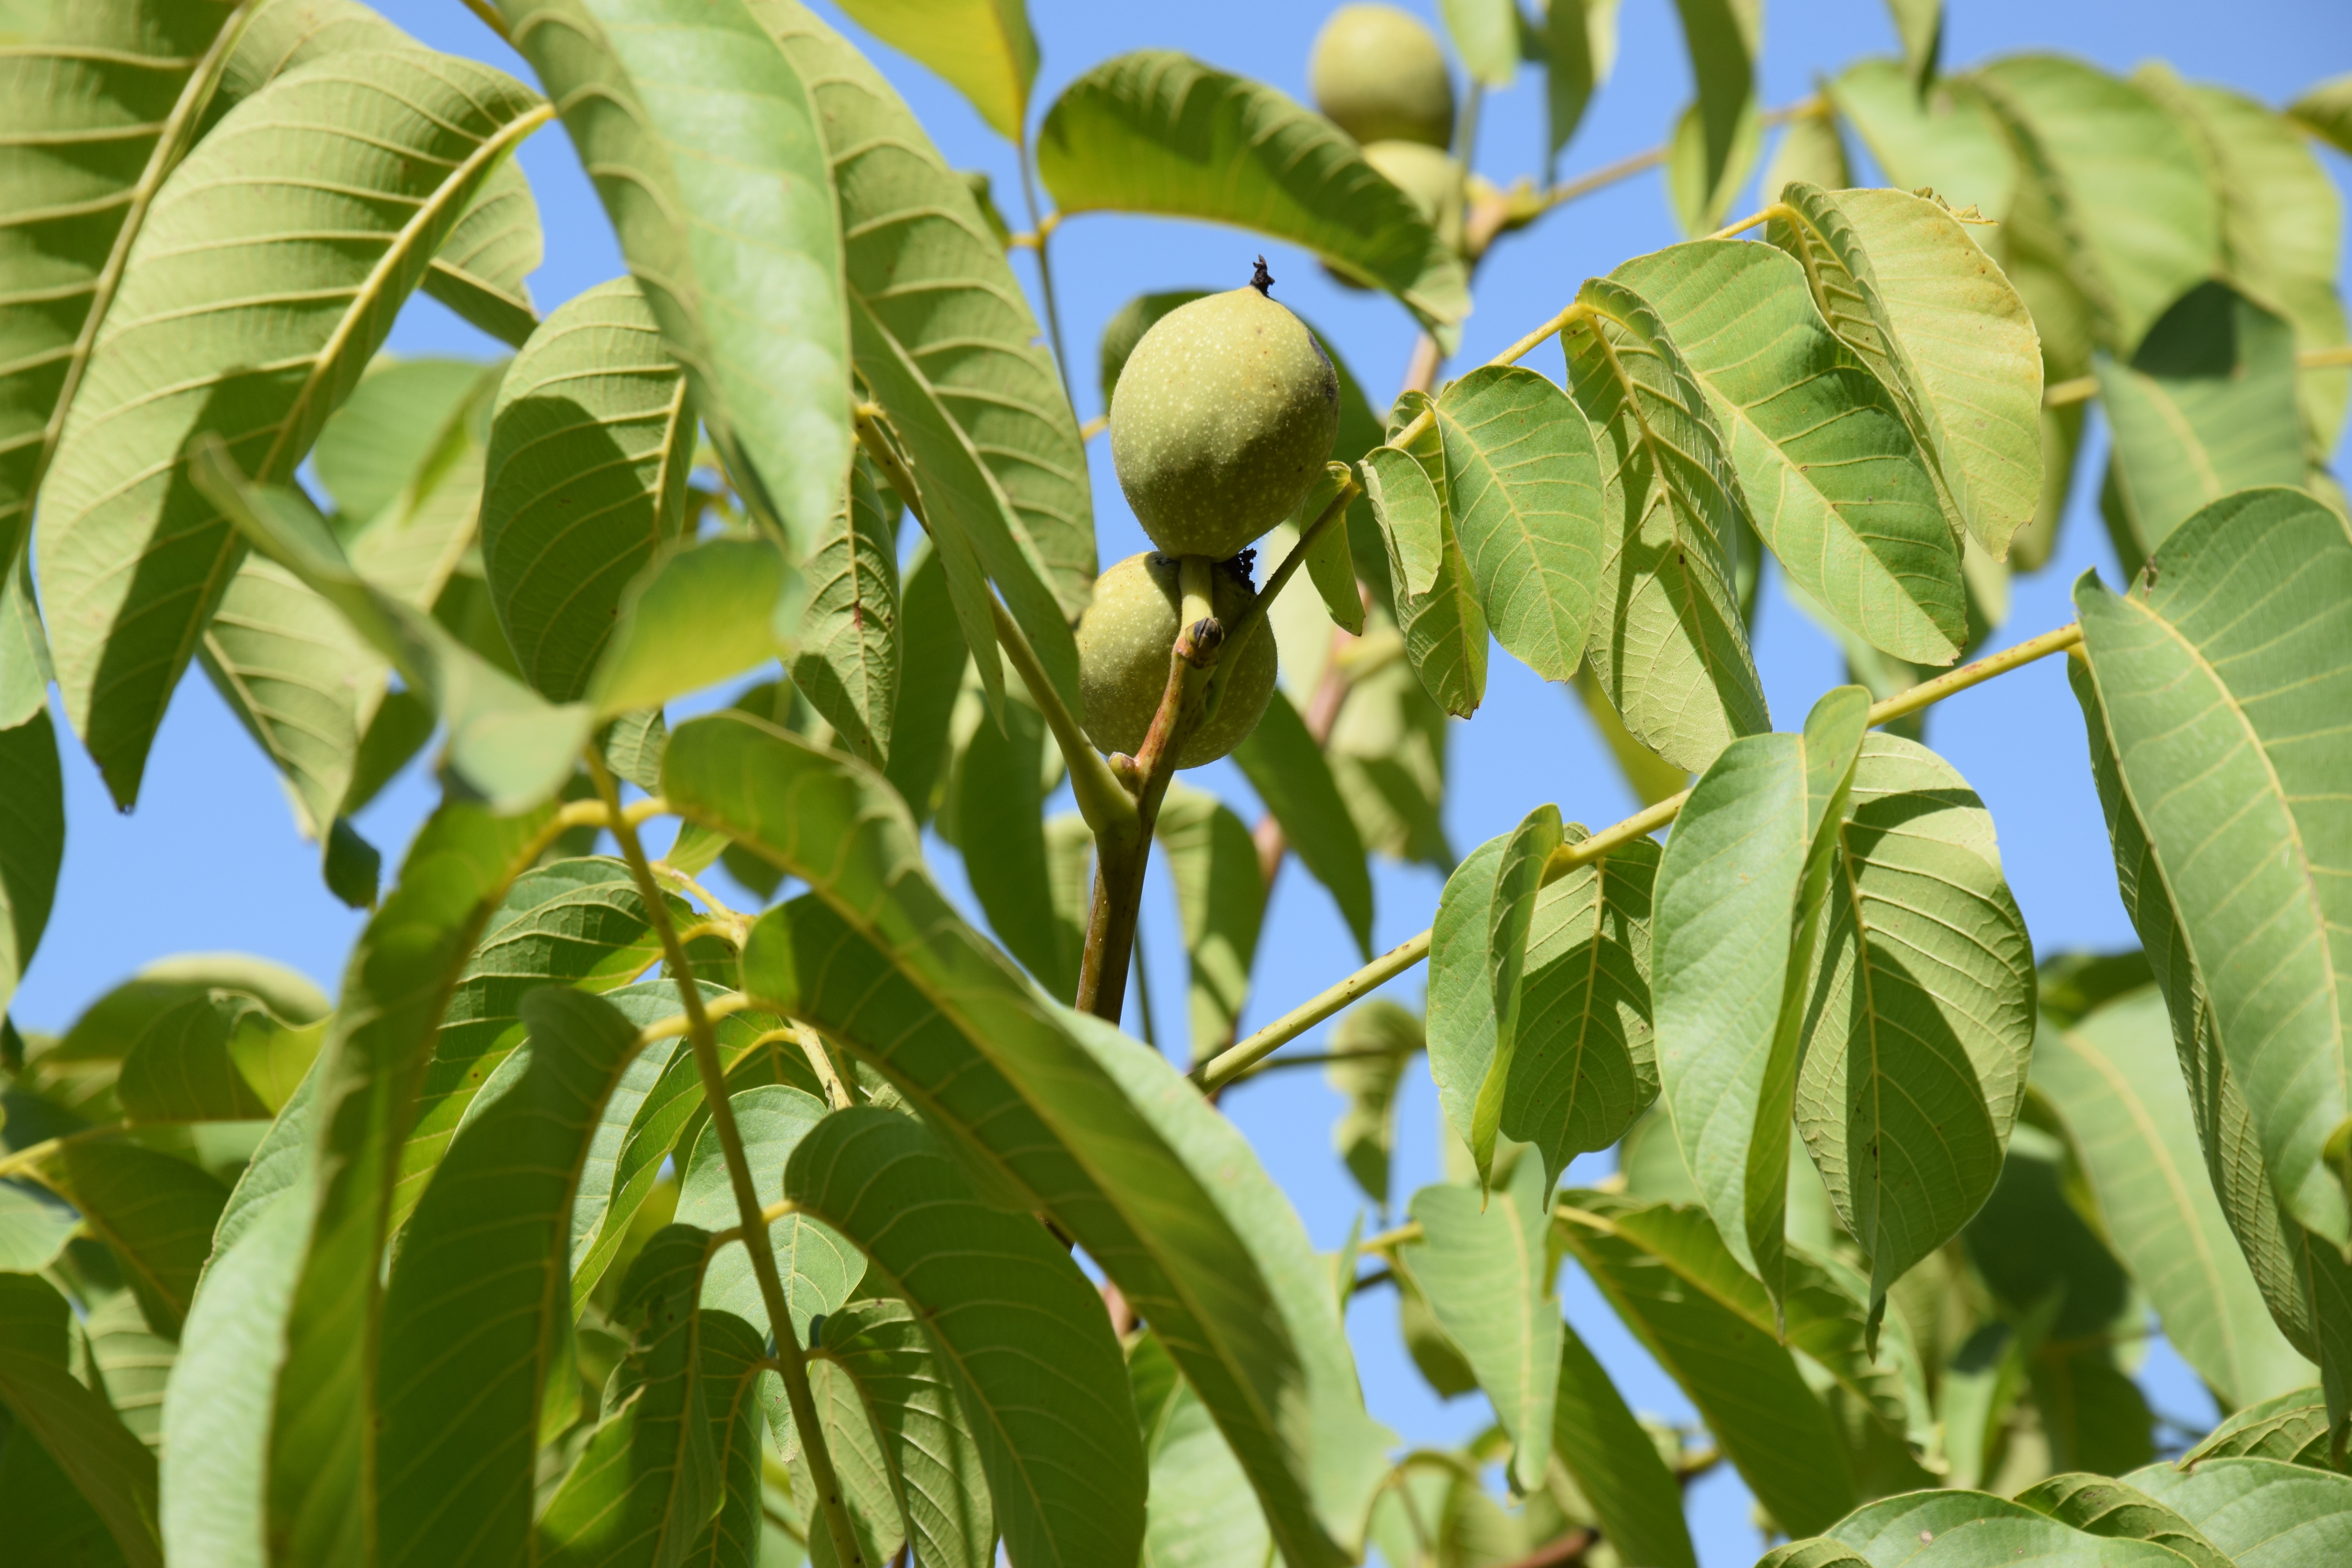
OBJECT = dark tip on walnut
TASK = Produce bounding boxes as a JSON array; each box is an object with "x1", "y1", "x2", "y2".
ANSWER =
[{"x1": 1251, "y1": 255, "x2": 1274, "y2": 295}]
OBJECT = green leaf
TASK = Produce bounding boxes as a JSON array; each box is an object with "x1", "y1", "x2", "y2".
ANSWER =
[
  {"x1": 85, "y1": 1292, "x2": 175, "y2": 1453},
  {"x1": 830, "y1": 0, "x2": 1035, "y2": 141},
  {"x1": 2072, "y1": 487, "x2": 2352, "y2": 1245},
  {"x1": 1795, "y1": 732, "x2": 2035, "y2": 1309},
  {"x1": 668, "y1": 710, "x2": 1393, "y2": 1564},
  {"x1": 2015, "y1": 1474, "x2": 2233, "y2": 1568},
  {"x1": 1473, "y1": 806, "x2": 1567, "y2": 1185},
  {"x1": 2127, "y1": 1456, "x2": 2352, "y2": 1565},
  {"x1": 2033, "y1": 985, "x2": 2316, "y2": 1408},
  {"x1": 1885, "y1": 0, "x2": 1942, "y2": 86},
  {"x1": 196, "y1": 453, "x2": 596, "y2": 813},
  {"x1": 949, "y1": 682, "x2": 1068, "y2": 996},
  {"x1": 762, "y1": 0, "x2": 1093, "y2": 617},
  {"x1": 1289, "y1": 465, "x2": 1370, "y2": 636},
  {"x1": 258, "y1": 799, "x2": 560, "y2": 1568},
  {"x1": 1036, "y1": 52, "x2": 1470, "y2": 348},
  {"x1": 1666, "y1": 92, "x2": 1762, "y2": 238},
  {"x1": 1327, "y1": 653, "x2": 1452, "y2": 871},
  {"x1": 2097, "y1": 283, "x2": 2308, "y2": 570},
  {"x1": 1765, "y1": 184, "x2": 2045, "y2": 563},
  {"x1": 1440, "y1": 0, "x2": 1521, "y2": 88},
  {"x1": 535, "y1": 1227, "x2": 738, "y2": 1566},
  {"x1": 2136, "y1": 68, "x2": 2348, "y2": 455},
  {"x1": 1428, "y1": 833, "x2": 1509, "y2": 1176},
  {"x1": 0, "y1": 1275, "x2": 160, "y2": 1568},
  {"x1": 787, "y1": 1106, "x2": 1145, "y2": 1566},
  {"x1": 1431, "y1": 367, "x2": 1604, "y2": 684},
  {"x1": 0, "y1": 1178, "x2": 78, "y2": 1275},
  {"x1": 1653, "y1": 685, "x2": 1869, "y2": 1304},
  {"x1": 794, "y1": 460, "x2": 902, "y2": 767},
  {"x1": 1363, "y1": 438, "x2": 1488, "y2": 718},
  {"x1": 1550, "y1": 1318, "x2": 1697, "y2": 1568},
  {"x1": 1670, "y1": 0, "x2": 1761, "y2": 216},
  {"x1": 590, "y1": 533, "x2": 797, "y2": 717},
  {"x1": 801, "y1": 1347, "x2": 906, "y2": 1567},
  {"x1": 376, "y1": 987, "x2": 643, "y2": 1568},
  {"x1": 1156, "y1": 782, "x2": 1267, "y2": 1062},
  {"x1": 1794, "y1": 1490, "x2": 2188, "y2": 1568},
  {"x1": 114, "y1": 991, "x2": 314, "y2": 1124},
  {"x1": 812, "y1": 1297, "x2": 995, "y2": 1568},
  {"x1": 1128, "y1": 1331, "x2": 1274, "y2": 1568},
  {"x1": 1403, "y1": 1157, "x2": 1562, "y2": 1492},
  {"x1": 315, "y1": 359, "x2": 488, "y2": 529},
  {"x1": 0, "y1": 711, "x2": 63, "y2": 1022},
  {"x1": 1544, "y1": 0, "x2": 1621, "y2": 167},
  {"x1": 1762, "y1": 106, "x2": 1852, "y2": 201},
  {"x1": 394, "y1": 858, "x2": 671, "y2": 1230},
  {"x1": 1969, "y1": 55, "x2": 2221, "y2": 354},
  {"x1": 1552, "y1": 1194, "x2": 1858, "y2": 1537},
  {"x1": 421, "y1": 153, "x2": 544, "y2": 347},
  {"x1": 36, "y1": 47, "x2": 547, "y2": 806},
  {"x1": 1231, "y1": 690, "x2": 1375, "y2": 958},
  {"x1": 882, "y1": 542, "x2": 971, "y2": 826},
  {"x1": 0, "y1": 0, "x2": 243, "y2": 587},
  {"x1": 1325, "y1": 1002, "x2": 1420, "y2": 1211},
  {"x1": 1623, "y1": 240, "x2": 1965, "y2": 665},
  {"x1": 50, "y1": 1143, "x2": 228, "y2": 1339},
  {"x1": 1560, "y1": 273, "x2": 1768, "y2": 772},
  {"x1": 2292, "y1": 73, "x2": 2352, "y2": 155},
  {"x1": 1827, "y1": 60, "x2": 2015, "y2": 223},
  {"x1": 481, "y1": 279, "x2": 697, "y2": 702},
  {"x1": 501, "y1": 0, "x2": 849, "y2": 550},
  {"x1": 2183, "y1": 1386, "x2": 2338, "y2": 1471},
  {"x1": 677, "y1": 1087, "x2": 863, "y2": 1346}
]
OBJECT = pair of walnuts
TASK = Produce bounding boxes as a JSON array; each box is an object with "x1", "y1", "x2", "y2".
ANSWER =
[
  {"x1": 1073, "y1": 6, "x2": 1439, "y2": 766},
  {"x1": 1073, "y1": 5, "x2": 1455, "y2": 769}
]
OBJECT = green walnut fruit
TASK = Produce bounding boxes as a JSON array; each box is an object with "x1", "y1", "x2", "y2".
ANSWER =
[
  {"x1": 1309, "y1": 4, "x2": 1455, "y2": 149},
  {"x1": 1109, "y1": 283, "x2": 1339, "y2": 561},
  {"x1": 1076, "y1": 552, "x2": 1278, "y2": 768},
  {"x1": 1363, "y1": 139, "x2": 1464, "y2": 252}
]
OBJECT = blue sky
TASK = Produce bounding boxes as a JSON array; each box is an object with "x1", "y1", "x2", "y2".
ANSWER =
[{"x1": 17, "y1": 1, "x2": 2350, "y2": 1562}]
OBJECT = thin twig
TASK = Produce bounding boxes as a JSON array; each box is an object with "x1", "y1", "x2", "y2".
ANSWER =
[
  {"x1": 1193, "y1": 622, "x2": 2088, "y2": 1090},
  {"x1": 454, "y1": 0, "x2": 513, "y2": 45},
  {"x1": 2045, "y1": 344, "x2": 2352, "y2": 409},
  {"x1": 586, "y1": 755, "x2": 869, "y2": 1566},
  {"x1": 1017, "y1": 147, "x2": 1075, "y2": 410}
]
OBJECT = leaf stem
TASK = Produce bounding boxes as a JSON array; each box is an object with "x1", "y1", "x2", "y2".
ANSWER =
[
  {"x1": 1706, "y1": 200, "x2": 1793, "y2": 241},
  {"x1": 454, "y1": 0, "x2": 514, "y2": 45},
  {"x1": 1213, "y1": 477, "x2": 1360, "y2": 682},
  {"x1": 2046, "y1": 344, "x2": 2352, "y2": 409},
  {"x1": 584, "y1": 753, "x2": 868, "y2": 1568},
  {"x1": 851, "y1": 407, "x2": 1136, "y2": 837},
  {"x1": 1193, "y1": 621, "x2": 2089, "y2": 1089}
]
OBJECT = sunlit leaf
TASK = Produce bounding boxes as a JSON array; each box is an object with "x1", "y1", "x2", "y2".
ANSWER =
[
  {"x1": 1781, "y1": 1489, "x2": 2187, "y2": 1568},
  {"x1": 501, "y1": 0, "x2": 850, "y2": 550},
  {"x1": 376, "y1": 988, "x2": 643, "y2": 1568},
  {"x1": 1969, "y1": 55, "x2": 2220, "y2": 354},
  {"x1": 1363, "y1": 437, "x2": 1487, "y2": 718},
  {"x1": 788, "y1": 1106, "x2": 1144, "y2": 1566},
  {"x1": 1827, "y1": 60, "x2": 2014, "y2": 223},
  {"x1": 2181, "y1": 1386, "x2": 2337, "y2": 1471},
  {"x1": 1560, "y1": 273, "x2": 1768, "y2": 771},
  {"x1": 1037, "y1": 52, "x2": 1470, "y2": 348},
  {"x1": 1793, "y1": 732, "x2": 2034, "y2": 1312},
  {"x1": 481, "y1": 279, "x2": 697, "y2": 703},
  {"x1": 1654, "y1": 685, "x2": 1867, "y2": 1305},
  {"x1": 2073, "y1": 487, "x2": 2352, "y2": 1246},
  {"x1": 2015, "y1": 1473, "x2": 2232, "y2": 1568},
  {"x1": 1403, "y1": 1156, "x2": 1562, "y2": 1492},
  {"x1": 590, "y1": 533, "x2": 797, "y2": 717},
  {"x1": 36, "y1": 47, "x2": 547, "y2": 806},
  {"x1": 2127, "y1": 1456, "x2": 2352, "y2": 1565},
  {"x1": 1766, "y1": 183, "x2": 2045, "y2": 563},
  {"x1": 2289, "y1": 72, "x2": 2352, "y2": 154},
  {"x1": 1545, "y1": 0, "x2": 1622, "y2": 168},
  {"x1": 813, "y1": 1296, "x2": 995, "y2": 1568},
  {"x1": 1670, "y1": 0, "x2": 1762, "y2": 224},
  {"x1": 832, "y1": 0, "x2": 1036, "y2": 140},
  {"x1": 1129, "y1": 1330, "x2": 1273, "y2": 1568},
  {"x1": 1665, "y1": 91, "x2": 1761, "y2": 237}
]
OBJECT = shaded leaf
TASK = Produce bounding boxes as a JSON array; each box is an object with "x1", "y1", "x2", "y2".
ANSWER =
[
  {"x1": 1129, "y1": 1330, "x2": 1272, "y2": 1568},
  {"x1": 1670, "y1": 0, "x2": 1761, "y2": 218},
  {"x1": 1327, "y1": 1002, "x2": 1421, "y2": 1212},
  {"x1": 2034, "y1": 986, "x2": 2316, "y2": 1408},
  {"x1": 37, "y1": 47, "x2": 547, "y2": 806},
  {"x1": 1231, "y1": 689, "x2": 1376, "y2": 958},
  {"x1": 1969, "y1": 55, "x2": 2220, "y2": 354},
  {"x1": 1560, "y1": 274, "x2": 1767, "y2": 771},
  {"x1": 1794, "y1": 733, "x2": 2035, "y2": 1310},
  {"x1": 1653, "y1": 685, "x2": 1868, "y2": 1304},
  {"x1": 2015, "y1": 1473, "x2": 2232, "y2": 1568},
  {"x1": 1363, "y1": 438, "x2": 1487, "y2": 718},
  {"x1": 1550, "y1": 1317, "x2": 1697, "y2": 1568},
  {"x1": 2097, "y1": 282, "x2": 2307, "y2": 571},
  {"x1": 590, "y1": 533, "x2": 796, "y2": 717},
  {"x1": 1403, "y1": 1156, "x2": 1562, "y2": 1492},
  {"x1": 2072, "y1": 488, "x2": 2352, "y2": 1245},
  {"x1": 422, "y1": 155, "x2": 544, "y2": 347},
  {"x1": 376, "y1": 988, "x2": 644, "y2": 1568},
  {"x1": 501, "y1": 0, "x2": 849, "y2": 549},
  {"x1": 1037, "y1": 52, "x2": 1469, "y2": 347},
  {"x1": 53, "y1": 1143, "x2": 228, "y2": 1339},
  {"x1": 815, "y1": 1297, "x2": 995, "y2": 1568},
  {"x1": 676, "y1": 1087, "x2": 863, "y2": 1347},
  {"x1": 881, "y1": 541, "x2": 971, "y2": 826},
  {"x1": 788, "y1": 1107, "x2": 1143, "y2": 1567},
  {"x1": 481, "y1": 278, "x2": 697, "y2": 702},
  {"x1": 1763, "y1": 105, "x2": 1851, "y2": 198},
  {"x1": 1544, "y1": 0, "x2": 1622, "y2": 168},
  {"x1": 0, "y1": 712, "x2": 64, "y2": 1022},
  {"x1": 1327, "y1": 652, "x2": 1451, "y2": 871},
  {"x1": 1765, "y1": 183, "x2": 2044, "y2": 562},
  {"x1": 2182, "y1": 1386, "x2": 2337, "y2": 1471},
  {"x1": 84, "y1": 1292, "x2": 175, "y2": 1452},
  {"x1": 794, "y1": 460, "x2": 902, "y2": 766},
  {"x1": 1666, "y1": 91, "x2": 1762, "y2": 238},
  {"x1": 0, "y1": 1275, "x2": 160, "y2": 1568},
  {"x1": 1155, "y1": 783, "x2": 1266, "y2": 1061}
]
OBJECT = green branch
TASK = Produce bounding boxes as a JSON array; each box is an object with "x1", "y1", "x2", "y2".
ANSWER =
[
  {"x1": 585, "y1": 755, "x2": 869, "y2": 1568},
  {"x1": 1191, "y1": 622, "x2": 2088, "y2": 1091}
]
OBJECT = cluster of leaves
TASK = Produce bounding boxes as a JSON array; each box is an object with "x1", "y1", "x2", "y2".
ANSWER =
[{"x1": 1, "y1": 0, "x2": 2350, "y2": 1565}]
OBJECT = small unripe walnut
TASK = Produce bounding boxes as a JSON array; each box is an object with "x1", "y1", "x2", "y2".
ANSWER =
[
  {"x1": 1076, "y1": 552, "x2": 1279, "y2": 768},
  {"x1": 1309, "y1": 4, "x2": 1455, "y2": 150},
  {"x1": 1108, "y1": 283, "x2": 1339, "y2": 562},
  {"x1": 1363, "y1": 139, "x2": 1465, "y2": 253}
]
